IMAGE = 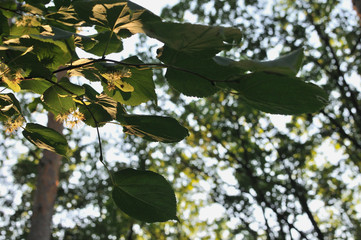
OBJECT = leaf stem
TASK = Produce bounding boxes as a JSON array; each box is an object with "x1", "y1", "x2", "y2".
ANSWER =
[
  {"x1": 30, "y1": 75, "x2": 115, "y2": 184},
  {"x1": 52, "y1": 57, "x2": 237, "y2": 85}
]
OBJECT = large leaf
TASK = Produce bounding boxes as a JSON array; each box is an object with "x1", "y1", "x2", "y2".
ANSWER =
[
  {"x1": 144, "y1": 22, "x2": 242, "y2": 57},
  {"x1": 118, "y1": 114, "x2": 189, "y2": 143},
  {"x1": 112, "y1": 168, "x2": 177, "y2": 222},
  {"x1": 222, "y1": 72, "x2": 328, "y2": 115},
  {"x1": 102, "y1": 56, "x2": 156, "y2": 106},
  {"x1": 23, "y1": 123, "x2": 69, "y2": 156},
  {"x1": 42, "y1": 84, "x2": 76, "y2": 114},
  {"x1": 73, "y1": 0, "x2": 161, "y2": 35},
  {"x1": 158, "y1": 46, "x2": 241, "y2": 97},
  {"x1": 214, "y1": 48, "x2": 304, "y2": 76},
  {"x1": 18, "y1": 35, "x2": 72, "y2": 70}
]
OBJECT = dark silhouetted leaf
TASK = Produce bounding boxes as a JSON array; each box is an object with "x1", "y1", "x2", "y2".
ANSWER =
[
  {"x1": 112, "y1": 168, "x2": 177, "y2": 222},
  {"x1": 118, "y1": 114, "x2": 189, "y2": 143},
  {"x1": 222, "y1": 72, "x2": 328, "y2": 115}
]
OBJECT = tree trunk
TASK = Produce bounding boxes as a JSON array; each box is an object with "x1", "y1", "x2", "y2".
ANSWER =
[
  {"x1": 27, "y1": 112, "x2": 63, "y2": 240},
  {"x1": 28, "y1": 68, "x2": 66, "y2": 240},
  {"x1": 353, "y1": 0, "x2": 361, "y2": 19}
]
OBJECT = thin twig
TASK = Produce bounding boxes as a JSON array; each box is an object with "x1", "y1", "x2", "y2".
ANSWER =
[{"x1": 28, "y1": 75, "x2": 114, "y2": 183}]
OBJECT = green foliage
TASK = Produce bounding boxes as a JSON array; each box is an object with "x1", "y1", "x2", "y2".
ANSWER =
[
  {"x1": 22, "y1": 123, "x2": 69, "y2": 156},
  {"x1": 112, "y1": 168, "x2": 177, "y2": 223},
  {"x1": 118, "y1": 114, "x2": 189, "y2": 143},
  {"x1": 0, "y1": 0, "x2": 329, "y2": 226}
]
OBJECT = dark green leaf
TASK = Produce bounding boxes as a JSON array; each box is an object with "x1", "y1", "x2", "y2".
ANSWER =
[
  {"x1": 144, "y1": 22, "x2": 242, "y2": 57},
  {"x1": 158, "y1": 46, "x2": 240, "y2": 97},
  {"x1": 112, "y1": 168, "x2": 177, "y2": 222},
  {"x1": 78, "y1": 104, "x2": 112, "y2": 127},
  {"x1": 0, "y1": 93, "x2": 22, "y2": 119},
  {"x1": 23, "y1": 123, "x2": 69, "y2": 156},
  {"x1": 118, "y1": 114, "x2": 189, "y2": 143},
  {"x1": 222, "y1": 72, "x2": 328, "y2": 115}
]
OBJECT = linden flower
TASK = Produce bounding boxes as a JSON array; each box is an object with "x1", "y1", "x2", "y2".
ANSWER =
[
  {"x1": 16, "y1": 15, "x2": 41, "y2": 27},
  {"x1": 101, "y1": 68, "x2": 134, "y2": 92},
  {"x1": 5, "y1": 116, "x2": 24, "y2": 134},
  {"x1": 56, "y1": 110, "x2": 85, "y2": 129}
]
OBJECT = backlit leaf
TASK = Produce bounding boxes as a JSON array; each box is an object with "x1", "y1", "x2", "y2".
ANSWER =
[
  {"x1": 23, "y1": 123, "x2": 69, "y2": 156},
  {"x1": 215, "y1": 48, "x2": 304, "y2": 76},
  {"x1": 42, "y1": 85, "x2": 76, "y2": 114},
  {"x1": 102, "y1": 56, "x2": 156, "y2": 106}
]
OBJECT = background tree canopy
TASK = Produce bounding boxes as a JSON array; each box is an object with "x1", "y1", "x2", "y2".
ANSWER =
[{"x1": 0, "y1": 0, "x2": 360, "y2": 239}]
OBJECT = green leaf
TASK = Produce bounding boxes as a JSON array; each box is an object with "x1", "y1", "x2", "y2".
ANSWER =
[
  {"x1": 58, "y1": 79, "x2": 85, "y2": 96},
  {"x1": 19, "y1": 35, "x2": 72, "y2": 70},
  {"x1": 0, "y1": 93, "x2": 22, "y2": 119},
  {"x1": 82, "y1": 31, "x2": 123, "y2": 56},
  {"x1": 20, "y1": 79, "x2": 53, "y2": 94},
  {"x1": 144, "y1": 22, "x2": 242, "y2": 57},
  {"x1": 222, "y1": 72, "x2": 328, "y2": 115},
  {"x1": 78, "y1": 103, "x2": 113, "y2": 127},
  {"x1": 112, "y1": 168, "x2": 177, "y2": 223},
  {"x1": 158, "y1": 46, "x2": 240, "y2": 97},
  {"x1": 102, "y1": 56, "x2": 156, "y2": 106},
  {"x1": 22, "y1": 123, "x2": 69, "y2": 156},
  {"x1": 215, "y1": 48, "x2": 304, "y2": 76},
  {"x1": 73, "y1": 0, "x2": 161, "y2": 35},
  {"x1": 2, "y1": 35, "x2": 71, "y2": 72},
  {"x1": 118, "y1": 114, "x2": 189, "y2": 143},
  {"x1": 77, "y1": 94, "x2": 118, "y2": 127},
  {"x1": 42, "y1": 84, "x2": 76, "y2": 114}
]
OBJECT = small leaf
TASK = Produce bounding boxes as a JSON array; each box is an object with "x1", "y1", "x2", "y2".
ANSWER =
[
  {"x1": 112, "y1": 168, "x2": 177, "y2": 223},
  {"x1": 0, "y1": 93, "x2": 22, "y2": 119},
  {"x1": 2, "y1": 77, "x2": 21, "y2": 92},
  {"x1": 222, "y1": 72, "x2": 328, "y2": 115},
  {"x1": 119, "y1": 114, "x2": 189, "y2": 143},
  {"x1": 23, "y1": 123, "x2": 69, "y2": 156}
]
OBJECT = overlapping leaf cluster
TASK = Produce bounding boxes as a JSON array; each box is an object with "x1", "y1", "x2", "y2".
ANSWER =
[{"x1": 0, "y1": 0, "x2": 328, "y2": 223}]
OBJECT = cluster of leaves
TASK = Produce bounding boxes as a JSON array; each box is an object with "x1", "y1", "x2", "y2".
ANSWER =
[{"x1": 0, "y1": 0, "x2": 328, "y2": 223}]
